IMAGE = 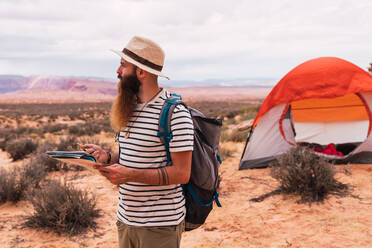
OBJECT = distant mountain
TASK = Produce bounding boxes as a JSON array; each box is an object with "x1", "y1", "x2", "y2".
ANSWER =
[
  {"x1": 0, "y1": 75, "x2": 117, "y2": 102},
  {"x1": 0, "y1": 75, "x2": 272, "y2": 102},
  {"x1": 0, "y1": 75, "x2": 29, "y2": 93},
  {"x1": 0, "y1": 75, "x2": 117, "y2": 94}
]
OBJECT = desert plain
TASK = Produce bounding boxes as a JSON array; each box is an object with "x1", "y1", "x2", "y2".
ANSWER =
[{"x1": 0, "y1": 87, "x2": 371, "y2": 248}]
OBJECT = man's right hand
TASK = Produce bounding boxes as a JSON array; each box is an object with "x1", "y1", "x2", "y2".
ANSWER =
[{"x1": 81, "y1": 144, "x2": 109, "y2": 164}]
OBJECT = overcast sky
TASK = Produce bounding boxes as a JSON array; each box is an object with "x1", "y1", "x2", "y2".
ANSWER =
[{"x1": 0, "y1": 0, "x2": 371, "y2": 82}]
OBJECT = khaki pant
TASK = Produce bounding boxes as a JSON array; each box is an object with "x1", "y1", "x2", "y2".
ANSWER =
[{"x1": 116, "y1": 220, "x2": 185, "y2": 248}]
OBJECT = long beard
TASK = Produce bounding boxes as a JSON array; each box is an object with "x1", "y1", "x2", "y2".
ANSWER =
[{"x1": 110, "y1": 74, "x2": 141, "y2": 131}]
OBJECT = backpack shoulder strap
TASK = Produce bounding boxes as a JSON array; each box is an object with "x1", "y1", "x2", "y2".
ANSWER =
[{"x1": 158, "y1": 93, "x2": 183, "y2": 165}]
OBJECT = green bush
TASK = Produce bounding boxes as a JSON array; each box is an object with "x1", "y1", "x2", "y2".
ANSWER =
[
  {"x1": 25, "y1": 180, "x2": 101, "y2": 235},
  {"x1": 270, "y1": 147, "x2": 349, "y2": 203},
  {"x1": 5, "y1": 138, "x2": 38, "y2": 161}
]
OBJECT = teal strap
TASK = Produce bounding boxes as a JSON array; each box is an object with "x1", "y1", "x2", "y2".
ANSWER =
[
  {"x1": 187, "y1": 184, "x2": 222, "y2": 207},
  {"x1": 216, "y1": 154, "x2": 222, "y2": 164},
  {"x1": 158, "y1": 94, "x2": 182, "y2": 166},
  {"x1": 215, "y1": 192, "x2": 222, "y2": 207}
]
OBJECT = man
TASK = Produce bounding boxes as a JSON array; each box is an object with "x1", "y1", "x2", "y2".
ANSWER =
[{"x1": 83, "y1": 36, "x2": 194, "y2": 248}]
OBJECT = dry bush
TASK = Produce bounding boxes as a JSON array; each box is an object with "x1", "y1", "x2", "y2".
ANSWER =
[
  {"x1": 77, "y1": 137, "x2": 112, "y2": 152},
  {"x1": 42, "y1": 123, "x2": 68, "y2": 134},
  {"x1": 34, "y1": 141, "x2": 69, "y2": 171},
  {"x1": 25, "y1": 180, "x2": 101, "y2": 236},
  {"x1": 5, "y1": 138, "x2": 38, "y2": 161},
  {"x1": 68, "y1": 123, "x2": 102, "y2": 136},
  {"x1": 270, "y1": 147, "x2": 349, "y2": 203},
  {"x1": 218, "y1": 143, "x2": 237, "y2": 160},
  {"x1": 0, "y1": 162, "x2": 46, "y2": 204},
  {"x1": 220, "y1": 128, "x2": 249, "y2": 143},
  {"x1": 57, "y1": 136, "x2": 78, "y2": 151},
  {"x1": 0, "y1": 168, "x2": 18, "y2": 203},
  {"x1": 36, "y1": 141, "x2": 58, "y2": 153},
  {"x1": 19, "y1": 160, "x2": 47, "y2": 189},
  {"x1": 32, "y1": 153, "x2": 64, "y2": 172}
]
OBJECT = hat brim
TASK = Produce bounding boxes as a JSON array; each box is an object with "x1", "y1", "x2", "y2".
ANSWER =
[{"x1": 110, "y1": 49, "x2": 170, "y2": 80}]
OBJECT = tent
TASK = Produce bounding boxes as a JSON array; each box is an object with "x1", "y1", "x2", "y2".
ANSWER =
[{"x1": 239, "y1": 57, "x2": 372, "y2": 169}]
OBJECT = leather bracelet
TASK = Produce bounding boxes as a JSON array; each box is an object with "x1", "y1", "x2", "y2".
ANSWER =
[{"x1": 106, "y1": 151, "x2": 111, "y2": 164}]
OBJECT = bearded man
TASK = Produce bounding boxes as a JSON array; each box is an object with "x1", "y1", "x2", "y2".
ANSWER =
[{"x1": 82, "y1": 36, "x2": 194, "y2": 248}]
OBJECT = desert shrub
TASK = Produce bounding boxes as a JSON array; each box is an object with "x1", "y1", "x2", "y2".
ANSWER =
[
  {"x1": 0, "y1": 128, "x2": 17, "y2": 151},
  {"x1": 57, "y1": 136, "x2": 78, "y2": 151},
  {"x1": 68, "y1": 122, "x2": 101, "y2": 136},
  {"x1": 5, "y1": 138, "x2": 38, "y2": 161},
  {"x1": 0, "y1": 168, "x2": 18, "y2": 203},
  {"x1": 270, "y1": 147, "x2": 349, "y2": 203},
  {"x1": 218, "y1": 143, "x2": 237, "y2": 160},
  {"x1": 36, "y1": 141, "x2": 58, "y2": 153},
  {"x1": 220, "y1": 128, "x2": 249, "y2": 143},
  {"x1": 31, "y1": 153, "x2": 63, "y2": 172},
  {"x1": 96, "y1": 119, "x2": 112, "y2": 133},
  {"x1": 67, "y1": 125, "x2": 80, "y2": 135},
  {"x1": 34, "y1": 141, "x2": 67, "y2": 171},
  {"x1": 77, "y1": 137, "x2": 112, "y2": 152},
  {"x1": 239, "y1": 105, "x2": 260, "y2": 121},
  {"x1": 224, "y1": 118, "x2": 236, "y2": 125},
  {"x1": 83, "y1": 122, "x2": 101, "y2": 135},
  {"x1": 25, "y1": 180, "x2": 101, "y2": 235},
  {"x1": 0, "y1": 162, "x2": 46, "y2": 203},
  {"x1": 19, "y1": 160, "x2": 47, "y2": 189},
  {"x1": 43, "y1": 123, "x2": 68, "y2": 134},
  {"x1": 229, "y1": 129, "x2": 249, "y2": 142}
]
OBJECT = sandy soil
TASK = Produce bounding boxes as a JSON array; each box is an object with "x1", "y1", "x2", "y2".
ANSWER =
[{"x1": 0, "y1": 144, "x2": 371, "y2": 248}]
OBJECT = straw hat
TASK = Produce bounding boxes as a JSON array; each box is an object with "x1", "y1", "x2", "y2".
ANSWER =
[{"x1": 111, "y1": 36, "x2": 169, "y2": 80}]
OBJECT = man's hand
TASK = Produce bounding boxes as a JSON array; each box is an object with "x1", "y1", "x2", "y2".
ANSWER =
[
  {"x1": 98, "y1": 164, "x2": 132, "y2": 185},
  {"x1": 81, "y1": 144, "x2": 109, "y2": 164}
]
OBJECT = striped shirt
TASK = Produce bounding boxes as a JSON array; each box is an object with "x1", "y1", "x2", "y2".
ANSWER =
[{"x1": 117, "y1": 88, "x2": 194, "y2": 227}]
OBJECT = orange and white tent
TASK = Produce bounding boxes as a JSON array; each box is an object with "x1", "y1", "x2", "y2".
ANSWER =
[{"x1": 239, "y1": 57, "x2": 372, "y2": 169}]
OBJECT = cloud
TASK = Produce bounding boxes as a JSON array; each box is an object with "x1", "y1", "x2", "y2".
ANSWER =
[{"x1": 0, "y1": 0, "x2": 371, "y2": 80}]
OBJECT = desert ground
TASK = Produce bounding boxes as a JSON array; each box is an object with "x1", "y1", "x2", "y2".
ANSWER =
[
  {"x1": 1, "y1": 148, "x2": 371, "y2": 248},
  {"x1": 0, "y1": 94, "x2": 371, "y2": 248}
]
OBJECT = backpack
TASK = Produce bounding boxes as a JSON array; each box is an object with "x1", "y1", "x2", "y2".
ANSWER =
[{"x1": 157, "y1": 94, "x2": 222, "y2": 231}]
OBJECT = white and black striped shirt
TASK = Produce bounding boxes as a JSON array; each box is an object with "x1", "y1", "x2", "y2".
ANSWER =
[{"x1": 117, "y1": 88, "x2": 194, "y2": 227}]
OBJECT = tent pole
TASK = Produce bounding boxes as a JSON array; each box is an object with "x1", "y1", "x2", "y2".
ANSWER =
[{"x1": 240, "y1": 125, "x2": 253, "y2": 162}]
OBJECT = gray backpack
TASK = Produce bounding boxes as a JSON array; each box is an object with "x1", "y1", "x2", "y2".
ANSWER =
[{"x1": 157, "y1": 94, "x2": 222, "y2": 231}]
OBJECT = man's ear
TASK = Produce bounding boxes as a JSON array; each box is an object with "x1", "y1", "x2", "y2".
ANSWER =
[{"x1": 136, "y1": 67, "x2": 147, "y2": 80}]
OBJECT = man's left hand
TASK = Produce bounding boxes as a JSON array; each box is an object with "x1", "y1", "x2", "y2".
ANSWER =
[{"x1": 98, "y1": 164, "x2": 132, "y2": 185}]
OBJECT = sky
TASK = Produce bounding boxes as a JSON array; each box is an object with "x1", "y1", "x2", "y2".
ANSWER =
[{"x1": 0, "y1": 0, "x2": 371, "y2": 83}]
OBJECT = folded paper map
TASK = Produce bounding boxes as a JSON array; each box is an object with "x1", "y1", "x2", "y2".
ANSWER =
[{"x1": 45, "y1": 151, "x2": 108, "y2": 172}]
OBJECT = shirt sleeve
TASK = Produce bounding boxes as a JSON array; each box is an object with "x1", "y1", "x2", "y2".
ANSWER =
[{"x1": 169, "y1": 104, "x2": 194, "y2": 152}]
